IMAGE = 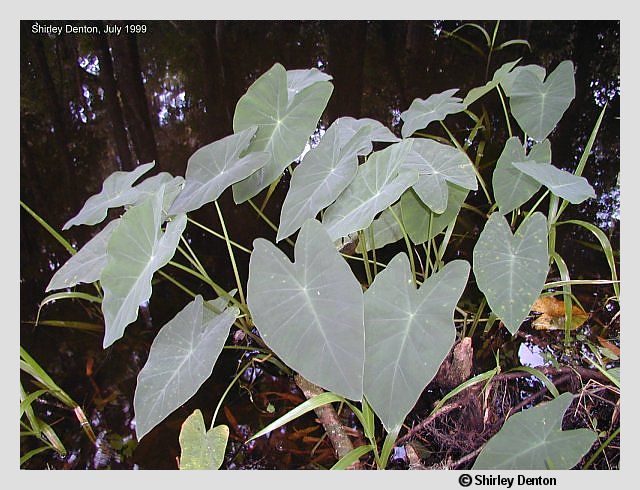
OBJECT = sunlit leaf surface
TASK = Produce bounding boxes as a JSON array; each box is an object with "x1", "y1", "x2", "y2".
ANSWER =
[
  {"x1": 513, "y1": 161, "x2": 596, "y2": 204},
  {"x1": 169, "y1": 127, "x2": 270, "y2": 214},
  {"x1": 46, "y1": 219, "x2": 120, "y2": 291},
  {"x1": 473, "y1": 212, "x2": 549, "y2": 334},
  {"x1": 356, "y1": 203, "x2": 403, "y2": 252},
  {"x1": 500, "y1": 64, "x2": 546, "y2": 97},
  {"x1": 364, "y1": 254, "x2": 470, "y2": 431},
  {"x1": 63, "y1": 162, "x2": 155, "y2": 229},
  {"x1": 101, "y1": 188, "x2": 187, "y2": 347},
  {"x1": 247, "y1": 219, "x2": 365, "y2": 400},
  {"x1": 473, "y1": 392, "x2": 597, "y2": 469},
  {"x1": 322, "y1": 141, "x2": 418, "y2": 241},
  {"x1": 463, "y1": 59, "x2": 521, "y2": 106},
  {"x1": 134, "y1": 295, "x2": 237, "y2": 440},
  {"x1": 509, "y1": 60, "x2": 575, "y2": 141},
  {"x1": 493, "y1": 137, "x2": 551, "y2": 214},
  {"x1": 179, "y1": 410, "x2": 229, "y2": 470},
  {"x1": 232, "y1": 63, "x2": 333, "y2": 203},
  {"x1": 400, "y1": 88, "x2": 466, "y2": 138}
]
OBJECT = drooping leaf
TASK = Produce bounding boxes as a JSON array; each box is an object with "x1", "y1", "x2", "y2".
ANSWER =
[
  {"x1": 132, "y1": 173, "x2": 185, "y2": 216},
  {"x1": 333, "y1": 116, "x2": 400, "y2": 150},
  {"x1": 134, "y1": 295, "x2": 237, "y2": 440},
  {"x1": 363, "y1": 254, "x2": 470, "y2": 431},
  {"x1": 400, "y1": 88, "x2": 466, "y2": 138},
  {"x1": 512, "y1": 162, "x2": 596, "y2": 204},
  {"x1": 63, "y1": 162, "x2": 155, "y2": 230},
  {"x1": 46, "y1": 219, "x2": 120, "y2": 291},
  {"x1": 509, "y1": 60, "x2": 576, "y2": 141},
  {"x1": 401, "y1": 139, "x2": 477, "y2": 213},
  {"x1": 247, "y1": 219, "x2": 365, "y2": 400},
  {"x1": 463, "y1": 59, "x2": 521, "y2": 106},
  {"x1": 178, "y1": 409, "x2": 229, "y2": 470},
  {"x1": 322, "y1": 141, "x2": 419, "y2": 241},
  {"x1": 276, "y1": 123, "x2": 371, "y2": 242},
  {"x1": 101, "y1": 188, "x2": 187, "y2": 348},
  {"x1": 472, "y1": 392, "x2": 597, "y2": 469},
  {"x1": 400, "y1": 184, "x2": 468, "y2": 244},
  {"x1": 169, "y1": 127, "x2": 269, "y2": 214},
  {"x1": 473, "y1": 212, "x2": 549, "y2": 334},
  {"x1": 356, "y1": 203, "x2": 404, "y2": 252},
  {"x1": 493, "y1": 137, "x2": 551, "y2": 214},
  {"x1": 232, "y1": 64, "x2": 333, "y2": 203},
  {"x1": 500, "y1": 64, "x2": 546, "y2": 97},
  {"x1": 286, "y1": 68, "x2": 332, "y2": 95}
]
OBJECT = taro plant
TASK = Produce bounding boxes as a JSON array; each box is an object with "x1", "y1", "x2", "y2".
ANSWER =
[{"x1": 34, "y1": 56, "x2": 618, "y2": 470}]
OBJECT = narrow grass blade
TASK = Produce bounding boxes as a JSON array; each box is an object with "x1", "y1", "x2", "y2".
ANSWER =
[
  {"x1": 20, "y1": 446, "x2": 53, "y2": 466},
  {"x1": 330, "y1": 445, "x2": 373, "y2": 470},
  {"x1": 431, "y1": 368, "x2": 498, "y2": 416},
  {"x1": 19, "y1": 389, "x2": 49, "y2": 417},
  {"x1": 508, "y1": 366, "x2": 560, "y2": 398},
  {"x1": 20, "y1": 201, "x2": 76, "y2": 256}
]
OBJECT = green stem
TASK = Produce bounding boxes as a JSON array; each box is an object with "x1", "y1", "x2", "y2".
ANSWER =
[
  {"x1": 358, "y1": 230, "x2": 373, "y2": 285},
  {"x1": 496, "y1": 85, "x2": 513, "y2": 137},
  {"x1": 247, "y1": 198, "x2": 295, "y2": 248},
  {"x1": 215, "y1": 201, "x2": 247, "y2": 309},
  {"x1": 20, "y1": 201, "x2": 76, "y2": 256},
  {"x1": 187, "y1": 217, "x2": 251, "y2": 254},
  {"x1": 389, "y1": 206, "x2": 416, "y2": 284},
  {"x1": 583, "y1": 427, "x2": 620, "y2": 469}
]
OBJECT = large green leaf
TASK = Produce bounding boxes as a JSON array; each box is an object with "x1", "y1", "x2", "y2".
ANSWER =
[
  {"x1": 363, "y1": 254, "x2": 470, "y2": 431},
  {"x1": 402, "y1": 139, "x2": 477, "y2": 213},
  {"x1": 500, "y1": 64, "x2": 546, "y2": 97},
  {"x1": 286, "y1": 68, "x2": 332, "y2": 95},
  {"x1": 322, "y1": 141, "x2": 418, "y2": 241},
  {"x1": 134, "y1": 295, "x2": 238, "y2": 440},
  {"x1": 276, "y1": 123, "x2": 371, "y2": 242},
  {"x1": 178, "y1": 409, "x2": 228, "y2": 470},
  {"x1": 133, "y1": 173, "x2": 185, "y2": 218},
  {"x1": 101, "y1": 188, "x2": 187, "y2": 348},
  {"x1": 473, "y1": 212, "x2": 549, "y2": 334},
  {"x1": 400, "y1": 88, "x2": 465, "y2": 138},
  {"x1": 356, "y1": 203, "x2": 403, "y2": 252},
  {"x1": 63, "y1": 162, "x2": 155, "y2": 229},
  {"x1": 493, "y1": 137, "x2": 551, "y2": 215},
  {"x1": 232, "y1": 64, "x2": 333, "y2": 203},
  {"x1": 509, "y1": 60, "x2": 575, "y2": 141},
  {"x1": 334, "y1": 116, "x2": 399, "y2": 148},
  {"x1": 46, "y1": 219, "x2": 120, "y2": 291},
  {"x1": 247, "y1": 219, "x2": 365, "y2": 400},
  {"x1": 169, "y1": 127, "x2": 269, "y2": 214},
  {"x1": 463, "y1": 59, "x2": 521, "y2": 106},
  {"x1": 400, "y1": 184, "x2": 468, "y2": 244},
  {"x1": 512, "y1": 162, "x2": 596, "y2": 204},
  {"x1": 472, "y1": 392, "x2": 597, "y2": 469}
]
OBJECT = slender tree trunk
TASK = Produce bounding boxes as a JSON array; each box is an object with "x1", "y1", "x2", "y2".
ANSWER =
[
  {"x1": 95, "y1": 25, "x2": 134, "y2": 171},
  {"x1": 109, "y1": 27, "x2": 158, "y2": 165}
]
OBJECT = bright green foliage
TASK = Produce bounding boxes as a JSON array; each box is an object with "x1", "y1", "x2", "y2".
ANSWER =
[
  {"x1": 513, "y1": 161, "x2": 596, "y2": 204},
  {"x1": 63, "y1": 162, "x2": 155, "y2": 229},
  {"x1": 363, "y1": 254, "x2": 470, "y2": 431},
  {"x1": 508, "y1": 60, "x2": 575, "y2": 141},
  {"x1": 169, "y1": 126, "x2": 270, "y2": 214},
  {"x1": 134, "y1": 295, "x2": 238, "y2": 440},
  {"x1": 473, "y1": 212, "x2": 549, "y2": 334},
  {"x1": 46, "y1": 219, "x2": 119, "y2": 291},
  {"x1": 400, "y1": 184, "x2": 468, "y2": 244},
  {"x1": 101, "y1": 187, "x2": 187, "y2": 347},
  {"x1": 178, "y1": 409, "x2": 229, "y2": 470},
  {"x1": 473, "y1": 392, "x2": 597, "y2": 469},
  {"x1": 231, "y1": 63, "x2": 333, "y2": 203},
  {"x1": 500, "y1": 64, "x2": 546, "y2": 96},
  {"x1": 493, "y1": 137, "x2": 551, "y2": 214},
  {"x1": 402, "y1": 138, "x2": 477, "y2": 213},
  {"x1": 247, "y1": 219, "x2": 365, "y2": 400},
  {"x1": 322, "y1": 140, "x2": 418, "y2": 241},
  {"x1": 400, "y1": 88, "x2": 466, "y2": 138},
  {"x1": 463, "y1": 59, "x2": 521, "y2": 106}
]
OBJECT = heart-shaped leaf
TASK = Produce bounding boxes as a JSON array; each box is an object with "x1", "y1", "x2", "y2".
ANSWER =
[
  {"x1": 322, "y1": 141, "x2": 418, "y2": 241},
  {"x1": 134, "y1": 295, "x2": 238, "y2": 440},
  {"x1": 364, "y1": 254, "x2": 470, "y2": 431},
  {"x1": 493, "y1": 137, "x2": 551, "y2": 214},
  {"x1": 132, "y1": 173, "x2": 185, "y2": 217},
  {"x1": 400, "y1": 184, "x2": 468, "y2": 244},
  {"x1": 247, "y1": 219, "x2": 365, "y2": 400},
  {"x1": 178, "y1": 410, "x2": 229, "y2": 470},
  {"x1": 276, "y1": 122, "x2": 371, "y2": 242},
  {"x1": 402, "y1": 139, "x2": 477, "y2": 213},
  {"x1": 400, "y1": 88, "x2": 466, "y2": 138},
  {"x1": 63, "y1": 162, "x2": 155, "y2": 229},
  {"x1": 473, "y1": 212, "x2": 549, "y2": 334},
  {"x1": 356, "y1": 203, "x2": 403, "y2": 252},
  {"x1": 46, "y1": 219, "x2": 120, "y2": 291},
  {"x1": 101, "y1": 187, "x2": 187, "y2": 348},
  {"x1": 473, "y1": 392, "x2": 597, "y2": 469},
  {"x1": 509, "y1": 60, "x2": 575, "y2": 141},
  {"x1": 513, "y1": 162, "x2": 596, "y2": 204},
  {"x1": 169, "y1": 127, "x2": 270, "y2": 214},
  {"x1": 500, "y1": 64, "x2": 546, "y2": 97},
  {"x1": 463, "y1": 59, "x2": 521, "y2": 106},
  {"x1": 232, "y1": 64, "x2": 333, "y2": 203},
  {"x1": 334, "y1": 116, "x2": 400, "y2": 149}
]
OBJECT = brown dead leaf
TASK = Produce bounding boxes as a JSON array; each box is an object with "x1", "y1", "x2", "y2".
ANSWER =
[{"x1": 531, "y1": 296, "x2": 588, "y2": 331}]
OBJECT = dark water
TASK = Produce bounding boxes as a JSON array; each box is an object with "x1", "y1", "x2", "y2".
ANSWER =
[{"x1": 20, "y1": 20, "x2": 619, "y2": 469}]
